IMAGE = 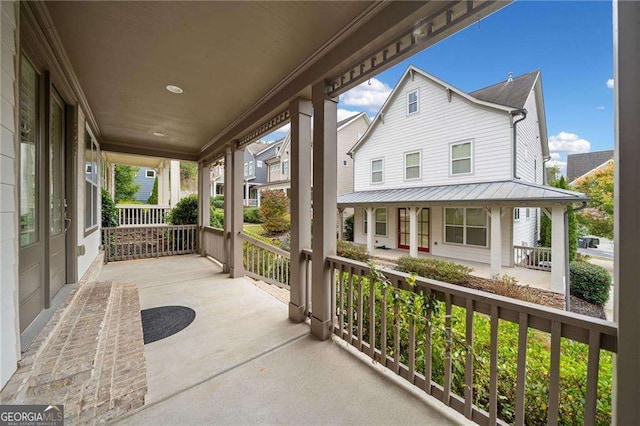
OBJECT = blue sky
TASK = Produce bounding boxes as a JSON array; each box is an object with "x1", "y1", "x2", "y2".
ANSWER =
[{"x1": 264, "y1": 1, "x2": 613, "y2": 173}]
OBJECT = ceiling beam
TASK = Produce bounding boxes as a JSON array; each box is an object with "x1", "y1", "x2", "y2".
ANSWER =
[{"x1": 101, "y1": 140, "x2": 199, "y2": 162}]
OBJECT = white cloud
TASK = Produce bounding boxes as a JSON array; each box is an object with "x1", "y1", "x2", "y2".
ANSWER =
[
  {"x1": 606, "y1": 78, "x2": 614, "y2": 89},
  {"x1": 596, "y1": 105, "x2": 605, "y2": 110},
  {"x1": 548, "y1": 131, "x2": 591, "y2": 154},
  {"x1": 337, "y1": 108, "x2": 361, "y2": 122},
  {"x1": 550, "y1": 152, "x2": 561, "y2": 160},
  {"x1": 340, "y1": 78, "x2": 392, "y2": 112},
  {"x1": 547, "y1": 159, "x2": 568, "y2": 175}
]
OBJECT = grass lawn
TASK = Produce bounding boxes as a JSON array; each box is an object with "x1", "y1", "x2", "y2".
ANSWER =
[{"x1": 243, "y1": 223, "x2": 265, "y2": 234}]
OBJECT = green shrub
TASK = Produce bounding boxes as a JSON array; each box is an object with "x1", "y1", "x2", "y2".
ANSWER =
[
  {"x1": 167, "y1": 194, "x2": 198, "y2": 225},
  {"x1": 212, "y1": 199, "x2": 224, "y2": 209},
  {"x1": 243, "y1": 207, "x2": 262, "y2": 224},
  {"x1": 570, "y1": 261, "x2": 611, "y2": 306},
  {"x1": 396, "y1": 256, "x2": 472, "y2": 286},
  {"x1": 146, "y1": 177, "x2": 158, "y2": 204},
  {"x1": 344, "y1": 214, "x2": 354, "y2": 241},
  {"x1": 101, "y1": 189, "x2": 118, "y2": 228},
  {"x1": 337, "y1": 240, "x2": 369, "y2": 262},
  {"x1": 210, "y1": 208, "x2": 224, "y2": 229},
  {"x1": 259, "y1": 190, "x2": 290, "y2": 234}
]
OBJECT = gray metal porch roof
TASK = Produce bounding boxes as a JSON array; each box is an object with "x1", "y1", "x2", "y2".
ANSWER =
[{"x1": 337, "y1": 180, "x2": 588, "y2": 207}]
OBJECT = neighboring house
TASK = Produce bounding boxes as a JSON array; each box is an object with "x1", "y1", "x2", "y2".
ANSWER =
[
  {"x1": 339, "y1": 65, "x2": 586, "y2": 291},
  {"x1": 566, "y1": 150, "x2": 614, "y2": 184},
  {"x1": 133, "y1": 167, "x2": 157, "y2": 203}
]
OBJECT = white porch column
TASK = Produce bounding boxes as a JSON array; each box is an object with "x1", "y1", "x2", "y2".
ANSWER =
[
  {"x1": 197, "y1": 162, "x2": 211, "y2": 256},
  {"x1": 551, "y1": 205, "x2": 566, "y2": 293},
  {"x1": 223, "y1": 147, "x2": 234, "y2": 273},
  {"x1": 169, "y1": 159, "x2": 180, "y2": 206},
  {"x1": 230, "y1": 147, "x2": 244, "y2": 278},
  {"x1": 244, "y1": 181, "x2": 250, "y2": 205},
  {"x1": 257, "y1": 189, "x2": 261, "y2": 208},
  {"x1": 409, "y1": 207, "x2": 418, "y2": 258},
  {"x1": 490, "y1": 207, "x2": 502, "y2": 276},
  {"x1": 337, "y1": 208, "x2": 345, "y2": 240},
  {"x1": 366, "y1": 207, "x2": 374, "y2": 254},
  {"x1": 615, "y1": 3, "x2": 640, "y2": 422},
  {"x1": 311, "y1": 81, "x2": 338, "y2": 340},
  {"x1": 289, "y1": 97, "x2": 312, "y2": 323},
  {"x1": 212, "y1": 180, "x2": 217, "y2": 197},
  {"x1": 157, "y1": 162, "x2": 169, "y2": 205}
]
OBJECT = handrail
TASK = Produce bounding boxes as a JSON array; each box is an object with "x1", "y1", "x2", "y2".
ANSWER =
[
  {"x1": 102, "y1": 225, "x2": 198, "y2": 262},
  {"x1": 238, "y1": 232, "x2": 290, "y2": 257},
  {"x1": 203, "y1": 226, "x2": 224, "y2": 235},
  {"x1": 202, "y1": 226, "x2": 227, "y2": 265},
  {"x1": 240, "y1": 232, "x2": 290, "y2": 288}
]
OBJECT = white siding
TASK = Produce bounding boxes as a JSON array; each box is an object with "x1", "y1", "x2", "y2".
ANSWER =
[
  {"x1": 513, "y1": 207, "x2": 539, "y2": 247},
  {"x1": 0, "y1": 0, "x2": 19, "y2": 389},
  {"x1": 353, "y1": 206, "x2": 398, "y2": 249},
  {"x1": 76, "y1": 109, "x2": 101, "y2": 280},
  {"x1": 337, "y1": 115, "x2": 368, "y2": 195},
  {"x1": 515, "y1": 87, "x2": 544, "y2": 184},
  {"x1": 353, "y1": 74, "x2": 513, "y2": 191}
]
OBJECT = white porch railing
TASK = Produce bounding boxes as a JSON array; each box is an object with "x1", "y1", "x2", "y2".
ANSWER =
[
  {"x1": 202, "y1": 226, "x2": 227, "y2": 265},
  {"x1": 513, "y1": 245, "x2": 552, "y2": 271},
  {"x1": 116, "y1": 204, "x2": 171, "y2": 226},
  {"x1": 240, "y1": 233, "x2": 290, "y2": 289},
  {"x1": 243, "y1": 199, "x2": 258, "y2": 207},
  {"x1": 102, "y1": 225, "x2": 198, "y2": 262}
]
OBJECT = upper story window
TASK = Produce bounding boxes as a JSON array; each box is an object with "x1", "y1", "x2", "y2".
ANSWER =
[
  {"x1": 244, "y1": 161, "x2": 255, "y2": 177},
  {"x1": 404, "y1": 151, "x2": 421, "y2": 180},
  {"x1": 272, "y1": 163, "x2": 281, "y2": 172},
  {"x1": 371, "y1": 158, "x2": 383, "y2": 184},
  {"x1": 451, "y1": 141, "x2": 473, "y2": 175},
  {"x1": 249, "y1": 161, "x2": 254, "y2": 176},
  {"x1": 444, "y1": 208, "x2": 487, "y2": 247},
  {"x1": 145, "y1": 170, "x2": 156, "y2": 178},
  {"x1": 257, "y1": 160, "x2": 263, "y2": 168},
  {"x1": 282, "y1": 160, "x2": 289, "y2": 175},
  {"x1": 343, "y1": 159, "x2": 348, "y2": 167},
  {"x1": 407, "y1": 90, "x2": 419, "y2": 115},
  {"x1": 244, "y1": 162, "x2": 249, "y2": 176}
]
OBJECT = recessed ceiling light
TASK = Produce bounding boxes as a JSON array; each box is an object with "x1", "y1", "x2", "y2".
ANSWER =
[
  {"x1": 166, "y1": 85, "x2": 183, "y2": 94},
  {"x1": 153, "y1": 132, "x2": 165, "y2": 137}
]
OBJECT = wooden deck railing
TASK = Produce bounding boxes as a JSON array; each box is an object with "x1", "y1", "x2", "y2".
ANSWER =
[
  {"x1": 240, "y1": 233, "x2": 290, "y2": 289},
  {"x1": 202, "y1": 226, "x2": 227, "y2": 265},
  {"x1": 324, "y1": 255, "x2": 617, "y2": 425},
  {"x1": 116, "y1": 204, "x2": 171, "y2": 226},
  {"x1": 513, "y1": 245, "x2": 552, "y2": 271},
  {"x1": 102, "y1": 225, "x2": 198, "y2": 262}
]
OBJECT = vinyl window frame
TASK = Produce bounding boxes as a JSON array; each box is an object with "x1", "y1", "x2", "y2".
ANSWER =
[
  {"x1": 145, "y1": 169, "x2": 156, "y2": 178},
  {"x1": 443, "y1": 207, "x2": 488, "y2": 248},
  {"x1": 84, "y1": 126, "x2": 100, "y2": 236},
  {"x1": 370, "y1": 158, "x2": 384, "y2": 184},
  {"x1": 450, "y1": 140, "x2": 474, "y2": 176},
  {"x1": 407, "y1": 89, "x2": 419, "y2": 115},
  {"x1": 404, "y1": 150, "x2": 421, "y2": 181}
]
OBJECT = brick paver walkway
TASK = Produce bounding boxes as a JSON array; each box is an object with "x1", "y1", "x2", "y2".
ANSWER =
[{"x1": 0, "y1": 281, "x2": 146, "y2": 424}]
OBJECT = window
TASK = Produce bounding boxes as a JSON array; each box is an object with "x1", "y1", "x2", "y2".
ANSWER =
[
  {"x1": 244, "y1": 162, "x2": 249, "y2": 176},
  {"x1": 248, "y1": 161, "x2": 255, "y2": 176},
  {"x1": 85, "y1": 128, "x2": 99, "y2": 232},
  {"x1": 363, "y1": 208, "x2": 387, "y2": 236},
  {"x1": 257, "y1": 160, "x2": 263, "y2": 168},
  {"x1": 282, "y1": 160, "x2": 289, "y2": 175},
  {"x1": 145, "y1": 169, "x2": 156, "y2": 178},
  {"x1": 445, "y1": 208, "x2": 487, "y2": 247},
  {"x1": 343, "y1": 159, "x2": 348, "y2": 166},
  {"x1": 371, "y1": 159, "x2": 383, "y2": 184},
  {"x1": 407, "y1": 90, "x2": 419, "y2": 114},
  {"x1": 451, "y1": 141, "x2": 472, "y2": 175},
  {"x1": 404, "y1": 151, "x2": 421, "y2": 180},
  {"x1": 514, "y1": 208, "x2": 520, "y2": 221},
  {"x1": 526, "y1": 208, "x2": 530, "y2": 219}
]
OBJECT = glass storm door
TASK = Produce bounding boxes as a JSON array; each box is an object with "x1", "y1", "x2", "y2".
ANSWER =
[
  {"x1": 49, "y1": 88, "x2": 67, "y2": 299},
  {"x1": 397, "y1": 208, "x2": 430, "y2": 252}
]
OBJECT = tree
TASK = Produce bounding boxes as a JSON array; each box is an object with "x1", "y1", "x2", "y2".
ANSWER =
[
  {"x1": 539, "y1": 176, "x2": 578, "y2": 261},
  {"x1": 147, "y1": 177, "x2": 158, "y2": 204},
  {"x1": 180, "y1": 161, "x2": 198, "y2": 192},
  {"x1": 114, "y1": 165, "x2": 141, "y2": 203},
  {"x1": 259, "y1": 190, "x2": 290, "y2": 234},
  {"x1": 344, "y1": 214, "x2": 354, "y2": 241},
  {"x1": 101, "y1": 189, "x2": 118, "y2": 228},
  {"x1": 572, "y1": 161, "x2": 614, "y2": 239}
]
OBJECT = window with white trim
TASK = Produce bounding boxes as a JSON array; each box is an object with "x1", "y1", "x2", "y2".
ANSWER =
[
  {"x1": 444, "y1": 208, "x2": 487, "y2": 247},
  {"x1": 514, "y1": 208, "x2": 520, "y2": 221},
  {"x1": 407, "y1": 90, "x2": 419, "y2": 115},
  {"x1": 371, "y1": 159, "x2": 383, "y2": 184},
  {"x1": 363, "y1": 208, "x2": 368, "y2": 234},
  {"x1": 145, "y1": 169, "x2": 156, "y2": 178},
  {"x1": 451, "y1": 141, "x2": 472, "y2": 175},
  {"x1": 404, "y1": 151, "x2": 421, "y2": 180},
  {"x1": 244, "y1": 162, "x2": 249, "y2": 176},
  {"x1": 248, "y1": 161, "x2": 254, "y2": 176},
  {"x1": 375, "y1": 208, "x2": 387, "y2": 236},
  {"x1": 257, "y1": 160, "x2": 263, "y2": 168},
  {"x1": 282, "y1": 160, "x2": 289, "y2": 175},
  {"x1": 272, "y1": 163, "x2": 280, "y2": 172},
  {"x1": 85, "y1": 129, "x2": 99, "y2": 232}
]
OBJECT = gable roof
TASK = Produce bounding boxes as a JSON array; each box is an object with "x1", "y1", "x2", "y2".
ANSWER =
[
  {"x1": 337, "y1": 111, "x2": 370, "y2": 130},
  {"x1": 349, "y1": 65, "x2": 547, "y2": 158},
  {"x1": 246, "y1": 141, "x2": 270, "y2": 156},
  {"x1": 567, "y1": 150, "x2": 614, "y2": 182},
  {"x1": 470, "y1": 70, "x2": 540, "y2": 109}
]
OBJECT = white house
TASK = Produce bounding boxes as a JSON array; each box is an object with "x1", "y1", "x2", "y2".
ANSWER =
[{"x1": 338, "y1": 65, "x2": 587, "y2": 292}]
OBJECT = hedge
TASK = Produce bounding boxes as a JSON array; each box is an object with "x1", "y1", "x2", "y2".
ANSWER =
[
  {"x1": 243, "y1": 207, "x2": 262, "y2": 224},
  {"x1": 570, "y1": 261, "x2": 612, "y2": 306},
  {"x1": 396, "y1": 256, "x2": 472, "y2": 285},
  {"x1": 337, "y1": 240, "x2": 369, "y2": 262}
]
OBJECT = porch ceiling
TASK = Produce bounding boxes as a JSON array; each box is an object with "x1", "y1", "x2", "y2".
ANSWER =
[{"x1": 102, "y1": 151, "x2": 166, "y2": 169}]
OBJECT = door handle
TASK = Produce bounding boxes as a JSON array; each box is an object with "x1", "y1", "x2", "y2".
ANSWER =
[{"x1": 64, "y1": 217, "x2": 72, "y2": 232}]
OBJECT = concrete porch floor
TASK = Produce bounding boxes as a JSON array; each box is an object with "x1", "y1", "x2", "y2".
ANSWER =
[{"x1": 99, "y1": 255, "x2": 470, "y2": 425}]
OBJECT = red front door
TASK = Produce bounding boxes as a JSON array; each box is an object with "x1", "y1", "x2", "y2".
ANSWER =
[{"x1": 398, "y1": 208, "x2": 429, "y2": 252}]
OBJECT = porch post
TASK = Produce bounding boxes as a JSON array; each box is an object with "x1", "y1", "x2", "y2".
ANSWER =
[
  {"x1": 157, "y1": 162, "x2": 167, "y2": 205},
  {"x1": 550, "y1": 205, "x2": 566, "y2": 293},
  {"x1": 490, "y1": 207, "x2": 502, "y2": 276},
  {"x1": 169, "y1": 159, "x2": 180, "y2": 206},
  {"x1": 257, "y1": 188, "x2": 261, "y2": 208},
  {"x1": 198, "y1": 162, "x2": 210, "y2": 256},
  {"x1": 409, "y1": 207, "x2": 418, "y2": 257},
  {"x1": 223, "y1": 147, "x2": 234, "y2": 273},
  {"x1": 289, "y1": 97, "x2": 312, "y2": 323},
  {"x1": 311, "y1": 81, "x2": 338, "y2": 340},
  {"x1": 615, "y1": 3, "x2": 640, "y2": 422},
  {"x1": 337, "y1": 208, "x2": 345, "y2": 240},
  {"x1": 230, "y1": 146, "x2": 245, "y2": 278},
  {"x1": 244, "y1": 181, "x2": 249, "y2": 205},
  {"x1": 212, "y1": 180, "x2": 217, "y2": 197},
  {"x1": 366, "y1": 207, "x2": 374, "y2": 254}
]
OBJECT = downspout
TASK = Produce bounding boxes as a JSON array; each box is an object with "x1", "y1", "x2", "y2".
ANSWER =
[
  {"x1": 511, "y1": 108, "x2": 528, "y2": 179},
  {"x1": 542, "y1": 156, "x2": 551, "y2": 184},
  {"x1": 564, "y1": 201, "x2": 588, "y2": 311}
]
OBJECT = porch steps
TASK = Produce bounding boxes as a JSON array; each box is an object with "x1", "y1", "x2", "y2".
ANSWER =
[{"x1": 0, "y1": 281, "x2": 147, "y2": 425}]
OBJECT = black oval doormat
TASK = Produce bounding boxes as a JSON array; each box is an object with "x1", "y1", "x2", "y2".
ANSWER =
[{"x1": 141, "y1": 306, "x2": 196, "y2": 344}]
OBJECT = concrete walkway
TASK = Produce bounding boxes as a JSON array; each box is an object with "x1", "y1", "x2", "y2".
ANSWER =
[{"x1": 100, "y1": 255, "x2": 469, "y2": 425}]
